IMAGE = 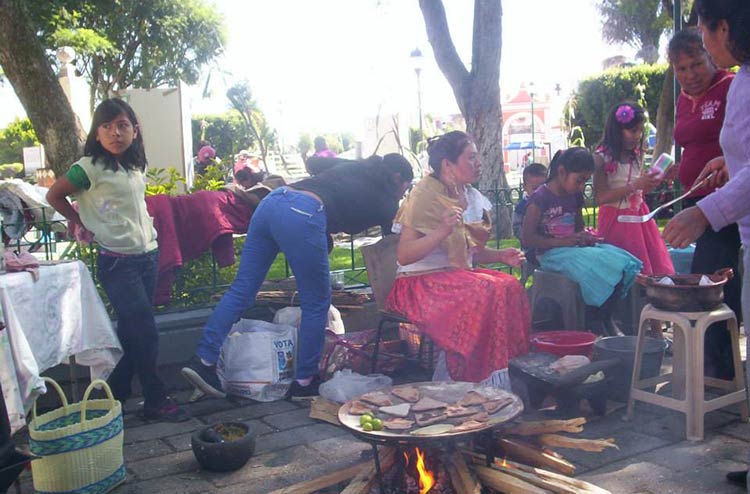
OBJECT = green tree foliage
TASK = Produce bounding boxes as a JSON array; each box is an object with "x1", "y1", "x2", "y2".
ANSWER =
[
  {"x1": 27, "y1": 0, "x2": 226, "y2": 107},
  {"x1": 191, "y1": 113, "x2": 248, "y2": 160},
  {"x1": 598, "y1": 0, "x2": 672, "y2": 63},
  {"x1": 569, "y1": 64, "x2": 667, "y2": 148},
  {"x1": 598, "y1": 0, "x2": 671, "y2": 63},
  {"x1": 0, "y1": 118, "x2": 39, "y2": 165}
]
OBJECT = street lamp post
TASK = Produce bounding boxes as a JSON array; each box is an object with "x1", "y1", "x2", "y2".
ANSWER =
[
  {"x1": 410, "y1": 48, "x2": 424, "y2": 146},
  {"x1": 529, "y1": 82, "x2": 536, "y2": 162}
]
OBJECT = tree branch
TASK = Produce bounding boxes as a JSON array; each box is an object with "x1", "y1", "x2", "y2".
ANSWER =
[
  {"x1": 419, "y1": 0, "x2": 470, "y2": 97},
  {"x1": 471, "y1": 0, "x2": 502, "y2": 83}
]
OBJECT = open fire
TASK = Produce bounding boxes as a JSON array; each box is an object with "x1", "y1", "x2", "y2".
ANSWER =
[{"x1": 380, "y1": 447, "x2": 454, "y2": 494}]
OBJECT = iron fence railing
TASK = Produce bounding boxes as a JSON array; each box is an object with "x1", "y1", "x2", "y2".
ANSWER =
[{"x1": 3, "y1": 180, "x2": 674, "y2": 313}]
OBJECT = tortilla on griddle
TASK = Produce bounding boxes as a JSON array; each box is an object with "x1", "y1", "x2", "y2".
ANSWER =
[
  {"x1": 482, "y1": 397, "x2": 513, "y2": 414},
  {"x1": 391, "y1": 386, "x2": 420, "y2": 403},
  {"x1": 382, "y1": 418, "x2": 414, "y2": 430},
  {"x1": 412, "y1": 397, "x2": 448, "y2": 412},
  {"x1": 360, "y1": 391, "x2": 393, "y2": 407}
]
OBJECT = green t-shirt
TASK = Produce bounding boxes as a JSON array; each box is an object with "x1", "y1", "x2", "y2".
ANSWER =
[{"x1": 65, "y1": 164, "x2": 91, "y2": 190}]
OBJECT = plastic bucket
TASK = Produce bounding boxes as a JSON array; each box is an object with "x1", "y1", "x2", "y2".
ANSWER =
[
  {"x1": 593, "y1": 336, "x2": 667, "y2": 402},
  {"x1": 530, "y1": 330, "x2": 597, "y2": 358}
]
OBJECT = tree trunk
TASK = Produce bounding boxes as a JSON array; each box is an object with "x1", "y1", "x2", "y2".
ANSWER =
[
  {"x1": 420, "y1": 0, "x2": 512, "y2": 237},
  {"x1": 0, "y1": 0, "x2": 84, "y2": 177},
  {"x1": 653, "y1": 65, "x2": 674, "y2": 158}
]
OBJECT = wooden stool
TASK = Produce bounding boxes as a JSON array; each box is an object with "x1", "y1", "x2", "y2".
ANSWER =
[{"x1": 626, "y1": 303, "x2": 749, "y2": 440}]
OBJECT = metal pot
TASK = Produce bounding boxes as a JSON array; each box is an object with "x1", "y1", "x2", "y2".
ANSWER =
[{"x1": 636, "y1": 268, "x2": 732, "y2": 312}]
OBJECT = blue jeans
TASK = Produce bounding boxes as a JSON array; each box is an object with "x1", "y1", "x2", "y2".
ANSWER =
[
  {"x1": 97, "y1": 250, "x2": 166, "y2": 410},
  {"x1": 197, "y1": 187, "x2": 331, "y2": 379}
]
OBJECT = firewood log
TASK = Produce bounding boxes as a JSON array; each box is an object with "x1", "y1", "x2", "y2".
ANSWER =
[
  {"x1": 497, "y1": 438, "x2": 576, "y2": 476},
  {"x1": 503, "y1": 418, "x2": 587, "y2": 436},
  {"x1": 538, "y1": 434, "x2": 618, "y2": 452},
  {"x1": 473, "y1": 465, "x2": 552, "y2": 494},
  {"x1": 340, "y1": 448, "x2": 396, "y2": 494},
  {"x1": 444, "y1": 451, "x2": 481, "y2": 494}
]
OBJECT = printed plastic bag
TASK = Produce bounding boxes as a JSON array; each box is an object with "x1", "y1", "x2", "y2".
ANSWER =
[
  {"x1": 318, "y1": 369, "x2": 392, "y2": 403},
  {"x1": 217, "y1": 319, "x2": 297, "y2": 402},
  {"x1": 273, "y1": 305, "x2": 345, "y2": 335}
]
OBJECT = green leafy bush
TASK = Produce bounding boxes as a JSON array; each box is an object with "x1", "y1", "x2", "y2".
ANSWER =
[
  {"x1": 0, "y1": 118, "x2": 39, "y2": 165},
  {"x1": 570, "y1": 64, "x2": 667, "y2": 148}
]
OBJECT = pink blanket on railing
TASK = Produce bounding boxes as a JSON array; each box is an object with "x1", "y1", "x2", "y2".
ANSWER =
[{"x1": 146, "y1": 190, "x2": 256, "y2": 305}]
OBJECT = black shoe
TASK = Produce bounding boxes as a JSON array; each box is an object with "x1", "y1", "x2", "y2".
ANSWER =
[
  {"x1": 139, "y1": 397, "x2": 191, "y2": 423},
  {"x1": 288, "y1": 376, "x2": 322, "y2": 401},
  {"x1": 726, "y1": 470, "x2": 748, "y2": 486},
  {"x1": 181, "y1": 356, "x2": 226, "y2": 399}
]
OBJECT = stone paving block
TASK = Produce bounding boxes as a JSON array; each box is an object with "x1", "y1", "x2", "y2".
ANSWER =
[
  {"x1": 255, "y1": 423, "x2": 349, "y2": 455},
  {"x1": 208, "y1": 445, "x2": 320, "y2": 488},
  {"x1": 163, "y1": 419, "x2": 273, "y2": 451},
  {"x1": 639, "y1": 459, "x2": 747, "y2": 494},
  {"x1": 182, "y1": 396, "x2": 241, "y2": 418},
  {"x1": 261, "y1": 408, "x2": 317, "y2": 430},
  {"x1": 636, "y1": 433, "x2": 749, "y2": 472},
  {"x1": 564, "y1": 429, "x2": 673, "y2": 470},
  {"x1": 123, "y1": 418, "x2": 204, "y2": 444},
  {"x1": 123, "y1": 438, "x2": 174, "y2": 462},
  {"x1": 721, "y1": 419, "x2": 750, "y2": 442},
  {"x1": 128, "y1": 449, "x2": 200, "y2": 481},
  {"x1": 203, "y1": 400, "x2": 299, "y2": 424},
  {"x1": 213, "y1": 454, "x2": 365, "y2": 494},
  {"x1": 116, "y1": 474, "x2": 217, "y2": 494},
  {"x1": 580, "y1": 459, "x2": 676, "y2": 494},
  {"x1": 308, "y1": 435, "x2": 373, "y2": 461},
  {"x1": 635, "y1": 410, "x2": 740, "y2": 442}
]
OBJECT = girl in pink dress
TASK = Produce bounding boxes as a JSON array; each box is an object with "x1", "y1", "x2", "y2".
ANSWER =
[{"x1": 594, "y1": 101, "x2": 674, "y2": 276}]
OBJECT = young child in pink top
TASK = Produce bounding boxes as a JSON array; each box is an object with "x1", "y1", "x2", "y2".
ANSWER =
[{"x1": 593, "y1": 101, "x2": 674, "y2": 276}]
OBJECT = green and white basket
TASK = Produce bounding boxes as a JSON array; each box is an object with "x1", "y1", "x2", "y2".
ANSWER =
[{"x1": 29, "y1": 378, "x2": 125, "y2": 494}]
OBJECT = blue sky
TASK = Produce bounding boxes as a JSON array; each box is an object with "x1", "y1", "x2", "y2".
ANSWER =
[{"x1": 1, "y1": 0, "x2": 640, "y2": 139}]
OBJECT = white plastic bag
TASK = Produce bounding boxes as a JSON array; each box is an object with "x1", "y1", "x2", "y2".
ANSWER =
[
  {"x1": 318, "y1": 369, "x2": 392, "y2": 403},
  {"x1": 217, "y1": 319, "x2": 297, "y2": 402},
  {"x1": 273, "y1": 305, "x2": 345, "y2": 335}
]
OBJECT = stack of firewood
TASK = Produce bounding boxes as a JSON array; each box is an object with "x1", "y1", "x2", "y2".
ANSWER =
[{"x1": 290, "y1": 404, "x2": 616, "y2": 494}]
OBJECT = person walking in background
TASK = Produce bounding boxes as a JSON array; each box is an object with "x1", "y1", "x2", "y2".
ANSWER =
[
  {"x1": 312, "y1": 136, "x2": 336, "y2": 158},
  {"x1": 669, "y1": 27, "x2": 739, "y2": 379},
  {"x1": 182, "y1": 154, "x2": 414, "y2": 400},
  {"x1": 46, "y1": 98, "x2": 188, "y2": 422},
  {"x1": 663, "y1": 0, "x2": 750, "y2": 486},
  {"x1": 193, "y1": 144, "x2": 219, "y2": 176}
]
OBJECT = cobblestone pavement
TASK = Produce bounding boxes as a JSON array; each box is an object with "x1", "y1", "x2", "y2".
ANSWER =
[{"x1": 10, "y1": 383, "x2": 749, "y2": 494}]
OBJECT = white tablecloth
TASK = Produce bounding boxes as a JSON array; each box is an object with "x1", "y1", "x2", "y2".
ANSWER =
[{"x1": 0, "y1": 260, "x2": 122, "y2": 433}]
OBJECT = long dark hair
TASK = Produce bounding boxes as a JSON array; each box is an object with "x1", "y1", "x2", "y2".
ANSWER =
[
  {"x1": 426, "y1": 131, "x2": 473, "y2": 178},
  {"x1": 598, "y1": 101, "x2": 646, "y2": 162},
  {"x1": 84, "y1": 98, "x2": 147, "y2": 172},
  {"x1": 548, "y1": 147, "x2": 595, "y2": 182},
  {"x1": 309, "y1": 153, "x2": 414, "y2": 198},
  {"x1": 695, "y1": 0, "x2": 750, "y2": 63}
]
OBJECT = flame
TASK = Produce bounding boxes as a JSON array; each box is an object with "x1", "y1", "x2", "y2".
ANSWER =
[
  {"x1": 501, "y1": 457, "x2": 508, "y2": 467},
  {"x1": 403, "y1": 451, "x2": 410, "y2": 467},
  {"x1": 415, "y1": 448, "x2": 435, "y2": 494}
]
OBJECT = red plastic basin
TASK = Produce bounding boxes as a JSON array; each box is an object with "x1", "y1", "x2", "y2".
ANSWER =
[{"x1": 530, "y1": 330, "x2": 597, "y2": 357}]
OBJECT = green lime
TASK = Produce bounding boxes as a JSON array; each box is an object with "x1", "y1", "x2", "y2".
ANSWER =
[
  {"x1": 370, "y1": 418, "x2": 383, "y2": 431},
  {"x1": 362, "y1": 422, "x2": 374, "y2": 432},
  {"x1": 359, "y1": 415, "x2": 373, "y2": 426},
  {"x1": 362, "y1": 412, "x2": 374, "y2": 419}
]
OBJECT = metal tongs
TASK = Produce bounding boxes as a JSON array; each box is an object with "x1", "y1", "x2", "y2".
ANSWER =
[{"x1": 617, "y1": 172, "x2": 714, "y2": 223}]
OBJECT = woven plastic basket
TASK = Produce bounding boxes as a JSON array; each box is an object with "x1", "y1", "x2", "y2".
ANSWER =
[{"x1": 30, "y1": 378, "x2": 125, "y2": 494}]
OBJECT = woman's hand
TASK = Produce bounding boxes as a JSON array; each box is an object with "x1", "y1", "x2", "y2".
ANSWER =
[
  {"x1": 576, "y1": 230, "x2": 604, "y2": 247},
  {"x1": 499, "y1": 248, "x2": 525, "y2": 268},
  {"x1": 438, "y1": 207, "x2": 463, "y2": 237},
  {"x1": 633, "y1": 172, "x2": 662, "y2": 193},
  {"x1": 697, "y1": 156, "x2": 728, "y2": 189},
  {"x1": 663, "y1": 206, "x2": 709, "y2": 249}
]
